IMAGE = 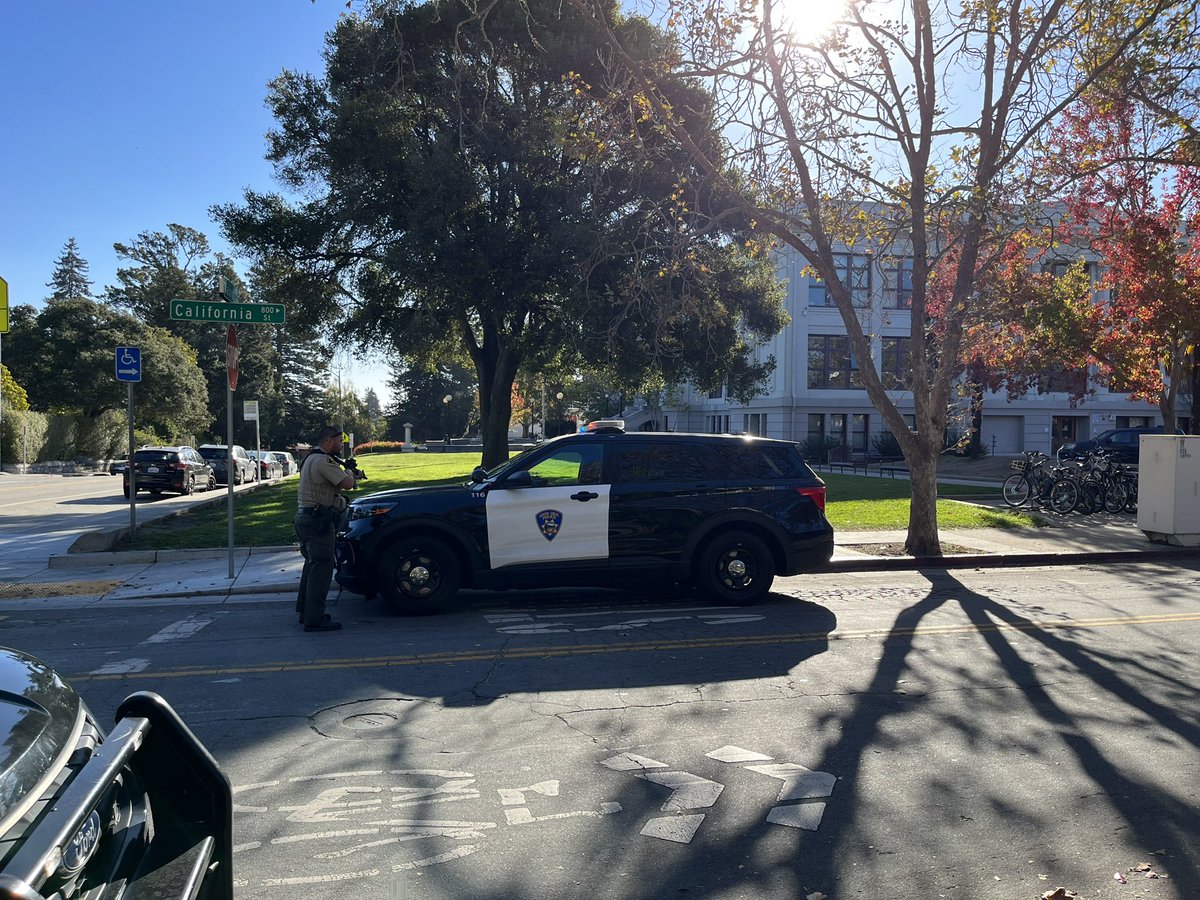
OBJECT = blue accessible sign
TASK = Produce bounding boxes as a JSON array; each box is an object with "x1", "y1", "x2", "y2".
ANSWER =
[{"x1": 116, "y1": 346, "x2": 142, "y2": 382}]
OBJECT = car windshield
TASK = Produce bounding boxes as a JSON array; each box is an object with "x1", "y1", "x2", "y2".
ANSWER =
[{"x1": 478, "y1": 445, "x2": 541, "y2": 482}]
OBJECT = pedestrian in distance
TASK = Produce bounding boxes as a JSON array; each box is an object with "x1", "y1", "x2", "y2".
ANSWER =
[{"x1": 294, "y1": 426, "x2": 360, "y2": 631}]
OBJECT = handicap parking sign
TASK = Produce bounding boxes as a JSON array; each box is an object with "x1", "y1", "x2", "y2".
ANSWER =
[{"x1": 115, "y1": 346, "x2": 141, "y2": 382}]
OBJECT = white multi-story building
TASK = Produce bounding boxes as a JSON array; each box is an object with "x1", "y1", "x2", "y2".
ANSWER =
[{"x1": 653, "y1": 248, "x2": 1183, "y2": 456}]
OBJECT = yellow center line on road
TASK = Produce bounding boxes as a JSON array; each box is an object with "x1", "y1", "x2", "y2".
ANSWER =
[{"x1": 68, "y1": 610, "x2": 1200, "y2": 682}]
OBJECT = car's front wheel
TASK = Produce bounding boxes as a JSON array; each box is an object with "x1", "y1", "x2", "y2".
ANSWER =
[
  {"x1": 377, "y1": 537, "x2": 462, "y2": 615},
  {"x1": 695, "y1": 529, "x2": 774, "y2": 605}
]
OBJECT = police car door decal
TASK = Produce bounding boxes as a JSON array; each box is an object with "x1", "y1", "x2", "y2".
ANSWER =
[{"x1": 486, "y1": 485, "x2": 611, "y2": 569}]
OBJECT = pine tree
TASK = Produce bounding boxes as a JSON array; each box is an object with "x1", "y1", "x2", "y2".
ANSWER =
[{"x1": 46, "y1": 238, "x2": 93, "y2": 300}]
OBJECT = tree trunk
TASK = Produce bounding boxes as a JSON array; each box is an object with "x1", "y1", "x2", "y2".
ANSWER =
[{"x1": 905, "y1": 449, "x2": 941, "y2": 556}]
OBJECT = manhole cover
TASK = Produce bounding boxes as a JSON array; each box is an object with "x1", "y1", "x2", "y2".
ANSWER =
[{"x1": 342, "y1": 712, "x2": 399, "y2": 730}]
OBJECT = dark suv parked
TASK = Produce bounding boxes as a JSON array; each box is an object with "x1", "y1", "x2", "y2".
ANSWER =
[
  {"x1": 122, "y1": 446, "x2": 215, "y2": 498},
  {"x1": 0, "y1": 646, "x2": 233, "y2": 898},
  {"x1": 1057, "y1": 426, "x2": 1169, "y2": 464},
  {"x1": 335, "y1": 423, "x2": 834, "y2": 613}
]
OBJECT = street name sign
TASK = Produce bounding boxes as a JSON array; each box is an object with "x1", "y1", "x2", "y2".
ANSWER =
[
  {"x1": 116, "y1": 346, "x2": 142, "y2": 382},
  {"x1": 170, "y1": 299, "x2": 285, "y2": 324}
]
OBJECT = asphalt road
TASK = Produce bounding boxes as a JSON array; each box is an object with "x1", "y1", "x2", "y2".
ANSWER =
[
  {"x1": 0, "y1": 471, "x2": 264, "y2": 577},
  {"x1": 5, "y1": 561, "x2": 1198, "y2": 899}
]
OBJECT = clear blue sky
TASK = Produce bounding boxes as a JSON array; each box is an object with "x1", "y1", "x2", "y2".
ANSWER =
[{"x1": 0, "y1": 0, "x2": 391, "y2": 403}]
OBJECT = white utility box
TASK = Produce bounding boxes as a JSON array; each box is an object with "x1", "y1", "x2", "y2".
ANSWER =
[{"x1": 1137, "y1": 435, "x2": 1200, "y2": 545}]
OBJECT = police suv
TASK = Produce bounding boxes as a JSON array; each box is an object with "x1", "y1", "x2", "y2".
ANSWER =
[{"x1": 336, "y1": 422, "x2": 834, "y2": 613}]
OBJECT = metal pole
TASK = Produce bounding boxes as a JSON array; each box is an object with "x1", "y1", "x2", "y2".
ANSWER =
[
  {"x1": 255, "y1": 417, "x2": 261, "y2": 481},
  {"x1": 127, "y1": 382, "x2": 136, "y2": 541},
  {"x1": 227, "y1": 381, "x2": 235, "y2": 579},
  {"x1": 0, "y1": 332, "x2": 4, "y2": 474}
]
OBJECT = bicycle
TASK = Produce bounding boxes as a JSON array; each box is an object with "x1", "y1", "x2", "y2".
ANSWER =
[{"x1": 1002, "y1": 451, "x2": 1053, "y2": 508}]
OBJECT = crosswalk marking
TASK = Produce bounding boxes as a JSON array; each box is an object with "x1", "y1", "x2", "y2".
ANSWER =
[{"x1": 142, "y1": 615, "x2": 213, "y2": 644}]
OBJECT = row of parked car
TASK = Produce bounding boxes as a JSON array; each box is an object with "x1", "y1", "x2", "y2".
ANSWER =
[{"x1": 116, "y1": 444, "x2": 298, "y2": 498}]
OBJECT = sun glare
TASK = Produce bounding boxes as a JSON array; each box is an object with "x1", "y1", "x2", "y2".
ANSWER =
[{"x1": 772, "y1": 0, "x2": 848, "y2": 40}]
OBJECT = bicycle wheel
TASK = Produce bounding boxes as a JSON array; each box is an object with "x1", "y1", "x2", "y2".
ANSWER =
[
  {"x1": 1002, "y1": 474, "x2": 1032, "y2": 508},
  {"x1": 1079, "y1": 481, "x2": 1102, "y2": 514},
  {"x1": 1050, "y1": 479, "x2": 1079, "y2": 514},
  {"x1": 1122, "y1": 475, "x2": 1138, "y2": 513},
  {"x1": 1103, "y1": 480, "x2": 1128, "y2": 514}
]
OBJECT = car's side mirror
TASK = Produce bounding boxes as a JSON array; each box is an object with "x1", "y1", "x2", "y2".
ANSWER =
[
  {"x1": 470, "y1": 466, "x2": 489, "y2": 483},
  {"x1": 502, "y1": 470, "x2": 533, "y2": 488}
]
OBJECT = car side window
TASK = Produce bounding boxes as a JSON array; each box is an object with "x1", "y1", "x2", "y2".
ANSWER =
[
  {"x1": 614, "y1": 444, "x2": 713, "y2": 483},
  {"x1": 1109, "y1": 432, "x2": 1133, "y2": 445},
  {"x1": 527, "y1": 447, "x2": 604, "y2": 486}
]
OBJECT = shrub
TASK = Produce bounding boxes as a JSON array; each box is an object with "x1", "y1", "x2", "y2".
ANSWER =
[
  {"x1": 800, "y1": 435, "x2": 842, "y2": 464},
  {"x1": 0, "y1": 408, "x2": 49, "y2": 465},
  {"x1": 871, "y1": 430, "x2": 903, "y2": 459},
  {"x1": 353, "y1": 440, "x2": 406, "y2": 455}
]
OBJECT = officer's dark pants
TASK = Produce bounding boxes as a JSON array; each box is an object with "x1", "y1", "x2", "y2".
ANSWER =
[{"x1": 294, "y1": 511, "x2": 337, "y2": 626}]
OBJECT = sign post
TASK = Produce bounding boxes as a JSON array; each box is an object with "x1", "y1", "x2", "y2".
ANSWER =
[
  {"x1": 172, "y1": 280, "x2": 284, "y2": 577},
  {"x1": 1, "y1": 275, "x2": 8, "y2": 474},
  {"x1": 115, "y1": 346, "x2": 142, "y2": 541},
  {"x1": 244, "y1": 400, "x2": 261, "y2": 480},
  {"x1": 225, "y1": 325, "x2": 239, "y2": 578}
]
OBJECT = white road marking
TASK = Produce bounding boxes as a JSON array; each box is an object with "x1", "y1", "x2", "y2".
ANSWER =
[
  {"x1": 391, "y1": 844, "x2": 481, "y2": 872},
  {"x1": 766, "y1": 803, "x2": 827, "y2": 831},
  {"x1": 637, "y1": 771, "x2": 724, "y2": 812},
  {"x1": 141, "y1": 615, "x2": 213, "y2": 644},
  {"x1": 640, "y1": 814, "x2": 706, "y2": 843},
  {"x1": 504, "y1": 803, "x2": 622, "y2": 825},
  {"x1": 706, "y1": 745, "x2": 773, "y2": 763},
  {"x1": 498, "y1": 780, "x2": 560, "y2": 806},
  {"x1": 601, "y1": 753, "x2": 668, "y2": 771},
  {"x1": 88, "y1": 658, "x2": 149, "y2": 675},
  {"x1": 496, "y1": 613, "x2": 762, "y2": 634},
  {"x1": 485, "y1": 606, "x2": 742, "y2": 622},
  {"x1": 744, "y1": 763, "x2": 837, "y2": 801}
]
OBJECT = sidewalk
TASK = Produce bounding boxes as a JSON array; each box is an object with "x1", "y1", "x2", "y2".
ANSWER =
[{"x1": 1, "y1": 516, "x2": 1196, "y2": 607}]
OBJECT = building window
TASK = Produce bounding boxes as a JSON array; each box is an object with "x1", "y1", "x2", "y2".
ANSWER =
[
  {"x1": 743, "y1": 412, "x2": 767, "y2": 436},
  {"x1": 808, "y1": 253, "x2": 872, "y2": 308},
  {"x1": 1037, "y1": 368, "x2": 1087, "y2": 395},
  {"x1": 883, "y1": 257, "x2": 913, "y2": 309},
  {"x1": 707, "y1": 384, "x2": 724, "y2": 399},
  {"x1": 1116, "y1": 416, "x2": 1152, "y2": 428},
  {"x1": 809, "y1": 412, "x2": 848, "y2": 446},
  {"x1": 851, "y1": 414, "x2": 869, "y2": 453},
  {"x1": 881, "y1": 336, "x2": 912, "y2": 390},
  {"x1": 808, "y1": 335, "x2": 863, "y2": 389},
  {"x1": 706, "y1": 414, "x2": 731, "y2": 433}
]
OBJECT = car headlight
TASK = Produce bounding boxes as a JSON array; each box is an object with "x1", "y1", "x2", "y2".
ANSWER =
[{"x1": 349, "y1": 501, "x2": 398, "y2": 521}]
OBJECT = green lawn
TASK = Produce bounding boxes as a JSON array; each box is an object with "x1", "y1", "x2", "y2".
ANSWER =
[{"x1": 119, "y1": 451, "x2": 1039, "y2": 551}]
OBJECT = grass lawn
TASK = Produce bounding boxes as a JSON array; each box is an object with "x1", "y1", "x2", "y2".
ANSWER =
[{"x1": 120, "y1": 451, "x2": 1039, "y2": 551}]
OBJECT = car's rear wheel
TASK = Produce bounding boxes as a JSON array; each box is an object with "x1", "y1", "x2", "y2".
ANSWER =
[
  {"x1": 181, "y1": 474, "x2": 195, "y2": 496},
  {"x1": 122, "y1": 485, "x2": 131, "y2": 499},
  {"x1": 206, "y1": 474, "x2": 217, "y2": 492},
  {"x1": 695, "y1": 530, "x2": 774, "y2": 605},
  {"x1": 377, "y1": 537, "x2": 462, "y2": 615}
]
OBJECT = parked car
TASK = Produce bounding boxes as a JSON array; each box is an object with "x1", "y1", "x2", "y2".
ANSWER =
[
  {"x1": 248, "y1": 449, "x2": 283, "y2": 480},
  {"x1": 1057, "y1": 426, "x2": 1174, "y2": 465},
  {"x1": 108, "y1": 459, "x2": 128, "y2": 476},
  {"x1": 0, "y1": 646, "x2": 233, "y2": 898},
  {"x1": 271, "y1": 450, "x2": 298, "y2": 476},
  {"x1": 198, "y1": 444, "x2": 257, "y2": 485},
  {"x1": 122, "y1": 446, "x2": 215, "y2": 498},
  {"x1": 335, "y1": 421, "x2": 834, "y2": 614}
]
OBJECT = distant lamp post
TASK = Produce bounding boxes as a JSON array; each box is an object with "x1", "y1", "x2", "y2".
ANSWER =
[
  {"x1": 442, "y1": 394, "x2": 453, "y2": 452},
  {"x1": 555, "y1": 392, "x2": 564, "y2": 438}
]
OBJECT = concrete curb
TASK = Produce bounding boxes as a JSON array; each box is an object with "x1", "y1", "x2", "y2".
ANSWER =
[
  {"x1": 48, "y1": 545, "x2": 297, "y2": 569},
  {"x1": 824, "y1": 546, "x2": 1200, "y2": 573}
]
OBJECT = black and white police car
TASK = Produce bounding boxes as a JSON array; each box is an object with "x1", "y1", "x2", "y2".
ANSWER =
[{"x1": 335, "y1": 422, "x2": 834, "y2": 613}]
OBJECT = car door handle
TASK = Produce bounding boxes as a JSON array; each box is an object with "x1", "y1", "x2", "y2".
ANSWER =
[{"x1": 570, "y1": 491, "x2": 599, "y2": 502}]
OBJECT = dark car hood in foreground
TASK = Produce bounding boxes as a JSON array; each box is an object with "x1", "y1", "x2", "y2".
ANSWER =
[{"x1": 0, "y1": 648, "x2": 83, "y2": 830}]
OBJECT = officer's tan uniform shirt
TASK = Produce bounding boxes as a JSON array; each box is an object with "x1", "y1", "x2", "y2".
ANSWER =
[{"x1": 297, "y1": 453, "x2": 349, "y2": 511}]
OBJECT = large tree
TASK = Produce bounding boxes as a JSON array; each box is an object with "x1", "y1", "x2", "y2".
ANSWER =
[
  {"x1": 215, "y1": 0, "x2": 786, "y2": 468},
  {"x1": 3, "y1": 297, "x2": 210, "y2": 439},
  {"x1": 570, "y1": 0, "x2": 1192, "y2": 554},
  {"x1": 45, "y1": 237, "x2": 93, "y2": 301}
]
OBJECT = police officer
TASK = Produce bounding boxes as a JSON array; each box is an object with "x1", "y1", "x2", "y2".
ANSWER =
[{"x1": 294, "y1": 426, "x2": 359, "y2": 631}]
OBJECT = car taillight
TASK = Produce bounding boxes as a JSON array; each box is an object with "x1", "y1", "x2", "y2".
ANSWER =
[
  {"x1": 170, "y1": 462, "x2": 187, "y2": 470},
  {"x1": 795, "y1": 485, "x2": 826, "y2": 512}
]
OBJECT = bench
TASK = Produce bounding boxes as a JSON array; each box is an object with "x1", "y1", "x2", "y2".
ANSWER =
[{"x1": 823, "y1": 455, "x2": 905, "y2": 476}]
